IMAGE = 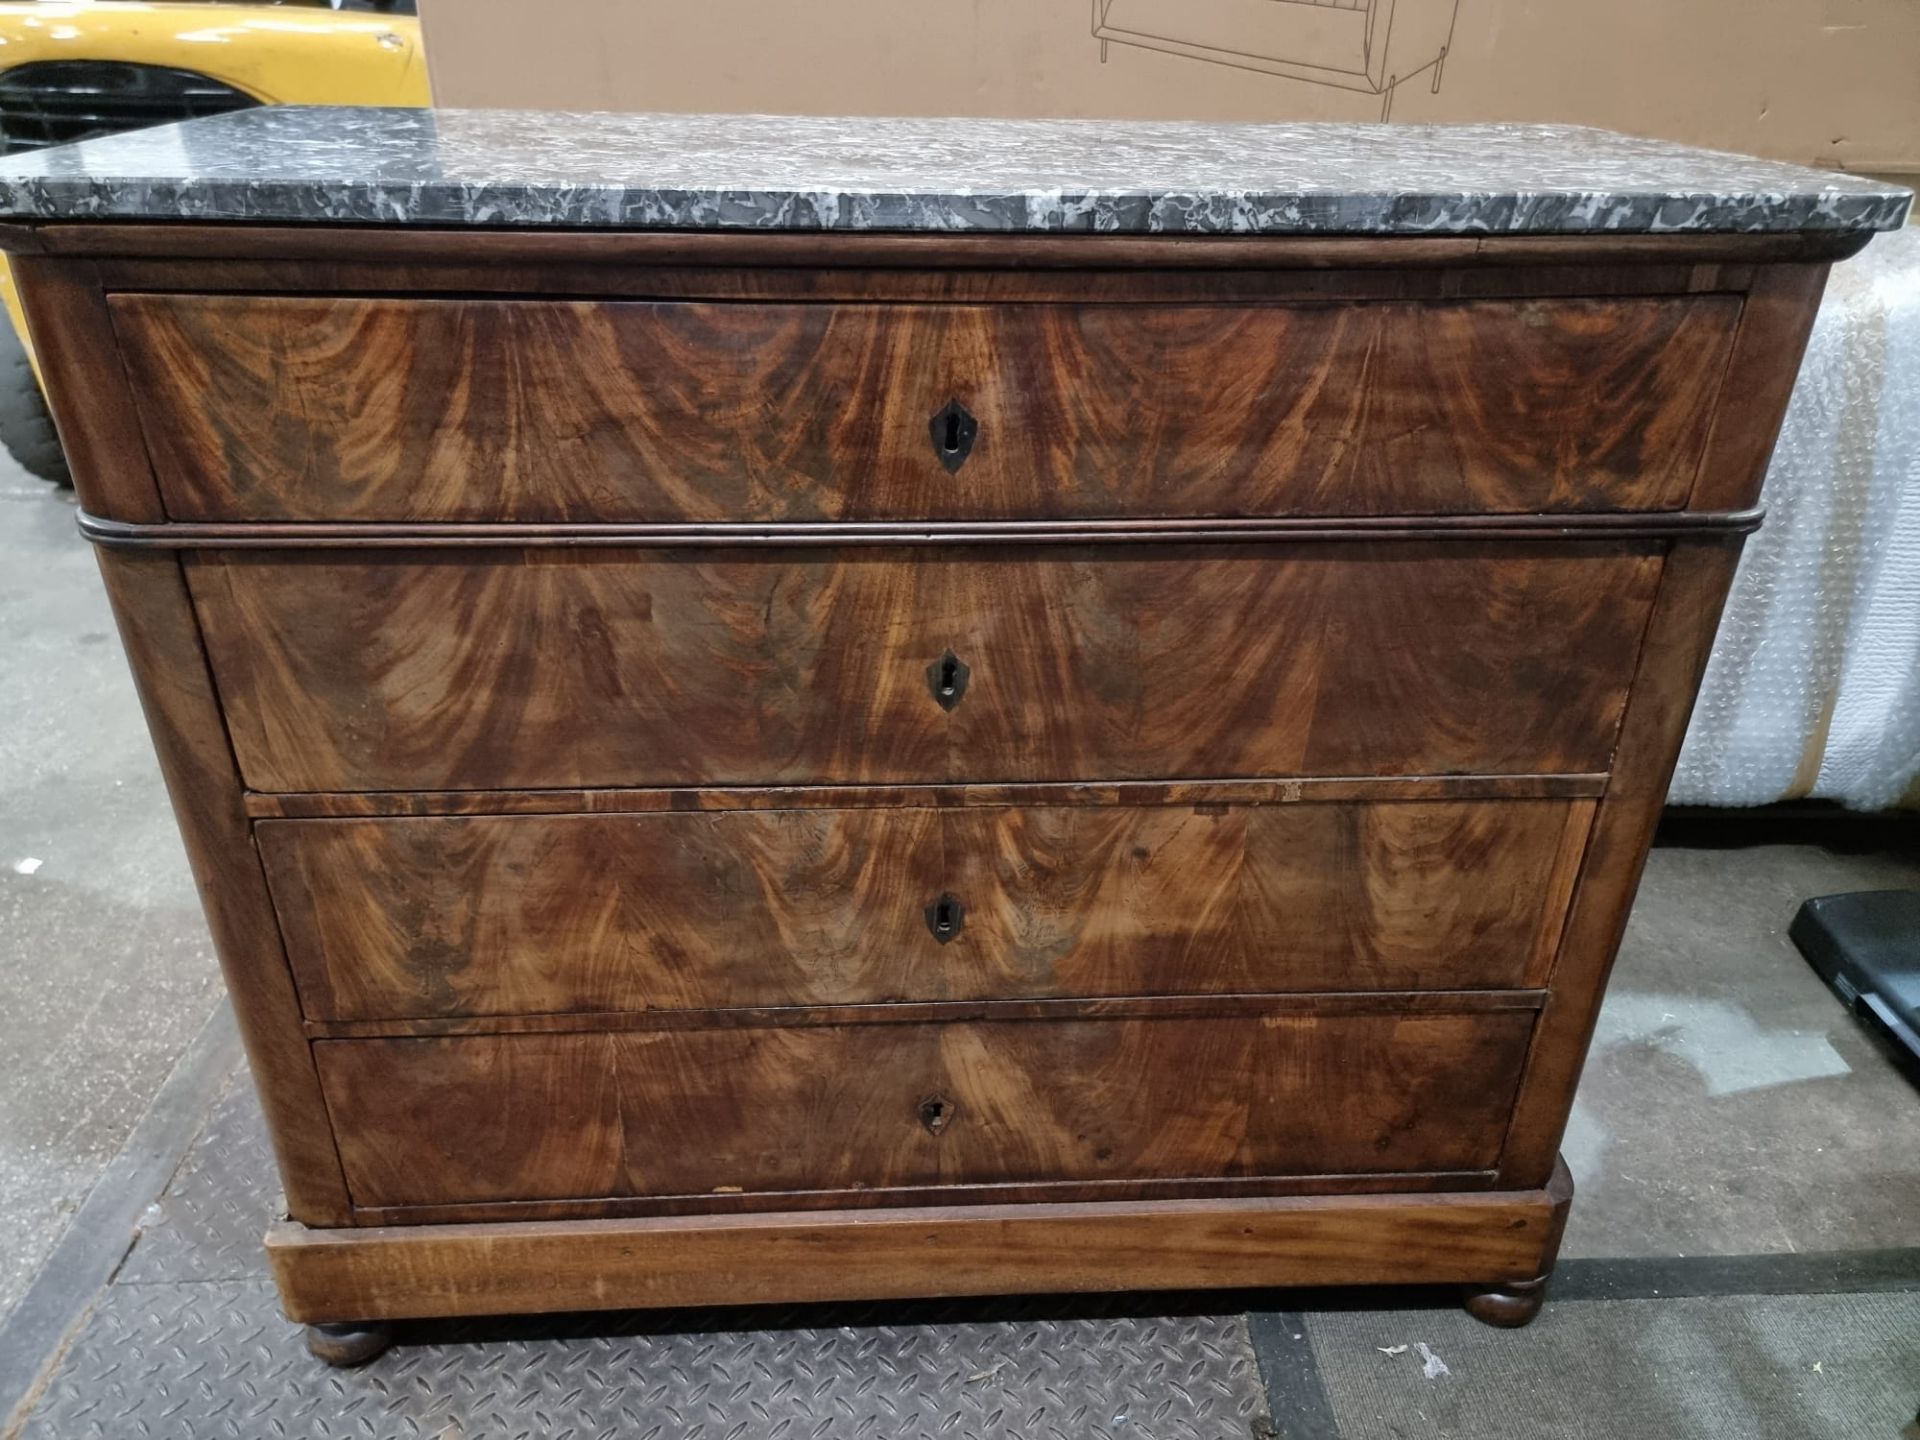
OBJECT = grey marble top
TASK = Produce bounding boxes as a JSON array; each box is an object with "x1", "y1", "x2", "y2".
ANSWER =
[{"x1": 0, "y1": 107, "x2": 1907, "y2": 236}]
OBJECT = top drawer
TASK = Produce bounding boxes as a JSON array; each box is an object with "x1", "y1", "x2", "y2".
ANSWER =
[{"x1": 108, "y1": 294, "x2": 1740, "y2": 524}]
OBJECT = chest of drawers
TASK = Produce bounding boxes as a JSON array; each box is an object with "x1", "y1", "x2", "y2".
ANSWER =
[{"x1": 2, "y1": 108, "x2": 1906, "y2": 1361}]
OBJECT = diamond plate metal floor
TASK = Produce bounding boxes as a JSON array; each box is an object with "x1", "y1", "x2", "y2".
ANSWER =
[
  {"x1": 19, "y1": 1278, "x2": 1273, "y2": 1440},
  {"x1": 9, "y1": 1054, "x2": 1915, "y2": 1440},
  {"x1": 11, "y1": 1062, "x2": 1277, "y2": 1440},
  {"x1": 114, "y1": 1071, "x2": 275, "y2": 1287}
]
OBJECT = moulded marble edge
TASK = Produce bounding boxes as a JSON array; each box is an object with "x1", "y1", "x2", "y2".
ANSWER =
[
  {"x1": 0, "y1": 108, "x2": 1907, "y2": 235},
  {"x1": 0, "y1": 177, "x2": 1908, "y2": 234}
]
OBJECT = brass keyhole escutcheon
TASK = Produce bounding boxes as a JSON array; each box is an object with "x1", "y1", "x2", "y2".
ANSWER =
[
  {"x1": 917, "y1": 1094, "x2": 957, "y2": 1135},
  {"x1": 924, "y1": 891, "x2": 966, "y2": 944},
  {"x1": 927, "y1": 650, "x2": 970, "y2": 711}
]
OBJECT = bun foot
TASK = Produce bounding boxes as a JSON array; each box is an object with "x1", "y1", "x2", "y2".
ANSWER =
[
  {"x1": 1462, "y1": 1277, "x2": 1547, "y2": 1328},
  {"x1": 304, "y1": 1320, "x2": 393, "y2": 1367}
]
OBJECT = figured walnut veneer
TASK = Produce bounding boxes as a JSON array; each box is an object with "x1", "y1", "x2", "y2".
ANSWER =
[
  {"x1": 188, "y1": 543, "x2": 1658, "y2": 792},
  {"x1": 7, "y1": 224, "x2": 1830, "y2": 1326},
  {"x1": 316, "y1": 1008, "x2": 1535, "y2": 1212},
  {"x1": 261, "y1": 799, "x2": 1591, "y2": 1021},
  {"x1": 111, "y1": 293, "x2": 1739, "y2": 523}
]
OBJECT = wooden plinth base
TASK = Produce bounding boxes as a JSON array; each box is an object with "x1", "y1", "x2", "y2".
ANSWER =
[{"x1": 267, "y1": 1161, "x2": 1572, "y2": 1325}]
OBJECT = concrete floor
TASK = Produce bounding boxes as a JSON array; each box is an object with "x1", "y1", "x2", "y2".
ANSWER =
[
  {"x1": 0, "y1": 463, "x2": 1916, "y2": 1331},
  {"x1": 1567, "y1": 840, "x2": 1920, "y2": 1258},
  {"x1": 0, "y1": 467, "x2": 220, "y2": 1320}
]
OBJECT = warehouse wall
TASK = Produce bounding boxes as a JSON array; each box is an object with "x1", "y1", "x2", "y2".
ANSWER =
[{"x1": 418, "y1": 0, "x2": 1919, "y2": 176}]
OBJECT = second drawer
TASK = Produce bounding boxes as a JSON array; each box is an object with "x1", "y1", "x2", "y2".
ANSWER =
[
  {"x1": 262, "y1": 798, "x2": 1591, "y2": 1021},
  {"x1": 189, "y1": 543, "x2": 1660, "y2": 792}
]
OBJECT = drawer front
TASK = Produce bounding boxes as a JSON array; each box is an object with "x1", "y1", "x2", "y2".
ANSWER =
[
  {"x1": 314, "y1": 1010, "x2": 1536, "y2": 1208},
  {"x1": 190, "y1": 543, "x2": 1660, "y2": 792},
  {"x1": 113, "y1": 294, "x2": 1739, "y2": 522},
  {"x1": 262, "y1": 799, "x2": 1591, "y2": 1021}
]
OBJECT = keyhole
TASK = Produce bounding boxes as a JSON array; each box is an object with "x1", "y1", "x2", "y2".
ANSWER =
[
  {"x1": 926, "y1": 650, "x2": 969, "y2": 711},
  {"x1": 928, "y1": 399, "x2": 977, "y2": 473},
  {"x1": 924, "y1": 891, "x2": 966, "y2": 943},
  {"x1": 917, "y1": 1095, "x2": 956, "y2": 1134}
]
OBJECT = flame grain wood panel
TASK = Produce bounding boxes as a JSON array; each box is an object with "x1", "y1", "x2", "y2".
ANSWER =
[
  {"x1": 260, "y1": 799, "x2": 1592, "y2": 1021},
  {"x1": 313, "y1": 1009, "x2": 1537, "y2": 1210},
  {"x1": 110, "y1": 294, "x2": 1739, "y2": 523},
  {"x1": 186, "y1": 543, "x2": 1661, "y2": 793}
]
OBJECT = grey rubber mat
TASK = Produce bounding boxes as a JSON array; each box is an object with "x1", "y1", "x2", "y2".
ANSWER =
[{"x1": 1306, "y1": 1292, "x2": 1920, "y2": 1440}]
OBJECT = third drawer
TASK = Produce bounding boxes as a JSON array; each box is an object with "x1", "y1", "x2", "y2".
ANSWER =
[{"x1": 261, "y1": 797, "x2": 1593, "y2": 1021}]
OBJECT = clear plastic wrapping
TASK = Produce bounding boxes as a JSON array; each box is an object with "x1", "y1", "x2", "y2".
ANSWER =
[{"x1": 1670, "y1": 226, "x2": 1920, "y2": 810}]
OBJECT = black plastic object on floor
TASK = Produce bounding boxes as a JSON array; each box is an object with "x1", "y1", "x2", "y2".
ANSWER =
[{"x1": 1791, "y1": 890, "x2": 1920, "y2": 1087}]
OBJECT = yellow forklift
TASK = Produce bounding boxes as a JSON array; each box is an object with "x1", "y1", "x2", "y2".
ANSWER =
[{"x1": 0, "y1": 0, "x2": 429, "y2": 482}]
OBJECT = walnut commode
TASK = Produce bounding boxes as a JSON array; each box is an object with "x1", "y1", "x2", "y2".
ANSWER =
[{"x1": 0, "y1": 107, "x2": 1906, "y2": 1365}]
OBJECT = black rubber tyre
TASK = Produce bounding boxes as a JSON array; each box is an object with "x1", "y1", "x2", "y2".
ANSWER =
[{"x1": 0, "y1": 318, "x2": 70, "y2": 486}]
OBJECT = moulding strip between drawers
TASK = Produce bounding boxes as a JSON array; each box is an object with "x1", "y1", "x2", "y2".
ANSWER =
[
  {"x1": 77, "y1": 509, "x2": 1767, "y2": 551},
  {"x1": 244, "y1": 773, "x2": 1610, "y2": 818},
  {"x1": 301, "y1": 988, "x2": 1551, "y2": 1039}
]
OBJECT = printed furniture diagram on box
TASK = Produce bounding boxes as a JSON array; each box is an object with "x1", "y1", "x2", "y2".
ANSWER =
[{"x1": 1093, "y1": 0, "x2": 1462, "y2": 119}]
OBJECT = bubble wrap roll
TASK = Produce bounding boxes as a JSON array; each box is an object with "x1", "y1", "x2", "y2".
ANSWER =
[{"x1": 1670, "y1": 226, "x2": 1920, "y2": 810}]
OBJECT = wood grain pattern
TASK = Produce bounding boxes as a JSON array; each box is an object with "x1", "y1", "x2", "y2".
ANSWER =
[
  {"x1": 11, "y1": 256, "x2": 165, "y2": 523},
  {"x1": 349, "y1": 1169, "x2": 1502, "y2": 1226},
  {"x1": 301, "y1": 989, "x2": 1549, "y2": 1040},
  {"x1": 265, "y1": 1170, "x2": 1574, "y2": 1323},
  {"x1": 314, "y1": 1009, "x2": 1536, "y2": 1209},
  {"x1": 10, "y1": 219, "x2": 1835, "y2": 1322},
  {"x1": 92, "y1": 550, "x2": 353, "y2": 1224},
  {"x1": 113, "y1": 295, "x2": 1739, "y2": 523},
  {"x1": 261, "y1": 799, "x2": 1591, "y2": 1020},
  {"x1": 188, "y1": 543, "x2": 1662, "y2": 793},
  {"x1": 1498, "y1": 538, "x2": 1745, "y2": 1186},
  {"x1": 1688, "y1": 264, "x2": 1832, "y2": 511},
  {"x1": 246, "y1": 773, "x2": 1609, "y2": 819}
]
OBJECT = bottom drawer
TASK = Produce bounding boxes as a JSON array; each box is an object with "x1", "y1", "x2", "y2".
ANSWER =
[{"x1": 315, "y1": 1007, "x2": 1536, "y2": 1212}]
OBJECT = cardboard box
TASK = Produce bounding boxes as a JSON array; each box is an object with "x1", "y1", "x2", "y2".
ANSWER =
[{"x1": 418, "y1": 0, "x2": 1919, "y2": 176}]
